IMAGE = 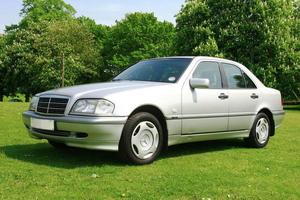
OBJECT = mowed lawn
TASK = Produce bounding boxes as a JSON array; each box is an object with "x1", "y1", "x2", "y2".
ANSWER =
[{"x1": 0, "y1": 103, "x2": 299, "y2": 200}]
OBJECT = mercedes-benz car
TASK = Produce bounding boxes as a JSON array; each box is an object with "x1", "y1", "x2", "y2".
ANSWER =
[{"x1": 23, "y1": 56, "x2": 284, "y2": 164}]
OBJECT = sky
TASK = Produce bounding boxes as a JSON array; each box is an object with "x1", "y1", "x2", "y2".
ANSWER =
[{"x1": 0, "y1": 0, "x2": 185, "y2": 33}]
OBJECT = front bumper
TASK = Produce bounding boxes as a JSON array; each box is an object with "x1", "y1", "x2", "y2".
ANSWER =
[{"x1": 22, "y1": 111, "x2": 127, "y2": 151}]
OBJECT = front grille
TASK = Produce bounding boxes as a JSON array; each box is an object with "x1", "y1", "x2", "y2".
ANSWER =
[{"x1": 37, "y1": 97, "x2": 69, "y2": 115}]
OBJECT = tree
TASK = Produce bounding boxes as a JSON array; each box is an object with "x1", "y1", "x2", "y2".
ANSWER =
[
  {"x1": 5, "y1": 0, "x2": 75, "y2": 34},
  {"x1": 3, "y1": 19, "x2": 100, "y2": 101},
  {"x1": 77, "y1": 17, "x2": 110, "y2": 82},
  {"x1": 77, "y1": 17, "x2": 109, "y2": 46},
  {"x1": 289, "y1": 0, "x2": 300, "y2": 100},
  {"x1": 20, "y1": 0, "x2": 75, "y2": 25},
  {"x1": 1, "y1": 25, "x2": 43, "y2": 101},
  {"x1": 176, "y1": 0, "x2": 300, "y2": 100},
  {"x1": 0, "y1": 34, "x2": 6, "y2": 101},
  {"x1": 2, "y1": 0, "x2": 99, "y2": 101},
  {"x1": 103, "y1": 12, "x2": 176, "y2": 77},
  {"x1": 40, "y1": 19, "x2": 99, "y2": 87}
]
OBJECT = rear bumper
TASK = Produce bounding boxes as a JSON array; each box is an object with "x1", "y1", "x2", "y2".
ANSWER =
[
  {"x1": 22, "y1": 111, "x2": 127, "y2": 151},
  {"x1": 273, "y1": 110, "x2": 285, "y2": 128}
]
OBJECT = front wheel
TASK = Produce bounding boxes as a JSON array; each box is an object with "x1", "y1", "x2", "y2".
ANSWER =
[
  {"x1": 119, "y1": 112, "x2": 163, "y2": 165},
  {"x1": 245, "y1": 113, "x2": 271, "y2": 148}
]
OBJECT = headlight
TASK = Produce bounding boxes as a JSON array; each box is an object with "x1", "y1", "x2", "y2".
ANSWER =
[
  {"x1": 29, "y1": 96, "x2": 39, "y2": 111},
  {"x1": 70, "y1": 99, "x2": 114, "y2": 115}
]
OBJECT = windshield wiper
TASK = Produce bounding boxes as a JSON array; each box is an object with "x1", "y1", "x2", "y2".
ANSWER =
[
  {"x1": 111, "y1": 79, "x2": 123, "y2": 82},
  {"x1": 112, "y1": 79, "x2": 139, "y2": 82}
]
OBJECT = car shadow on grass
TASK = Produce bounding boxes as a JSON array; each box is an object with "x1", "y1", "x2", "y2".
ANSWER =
[
  {"x1": 1, "y1": 139, "x2": 247, "y2": 168},
  {"x1": 1, "y1": 142, "x2": 123, "y2": 168},
  {"x1": 160, "y1": 139, "x2": 247, "y2": 160}
]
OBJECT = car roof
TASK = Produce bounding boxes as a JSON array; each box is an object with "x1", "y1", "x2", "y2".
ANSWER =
[
  {"x1": 153, "y1": 56, "x2": 240, "y2": 64},
  {"x1": 146, "y1": 56, "x2": 244, "y2": 69}
]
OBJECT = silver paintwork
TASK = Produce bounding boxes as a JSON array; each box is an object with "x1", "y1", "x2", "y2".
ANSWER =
[
  {"x1": 23, "y1": 111, "x2": 125, "y2": 151},
  {"x1": 189, "y1": 78, "x2": 210, "y2": 89},
  {"x1": 168, "y1": 130, "x2": 250, "y2": 146},
  {"x1": 22, "y1": 56, "x2": 284, "y2": 151}
]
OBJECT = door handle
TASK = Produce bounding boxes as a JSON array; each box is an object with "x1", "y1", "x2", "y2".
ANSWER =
[
  {"x1": 218, "y1": 93, "x2": 229, "y2": 100},
  {"x1": 250, "y1": 93, "x2": 259, "y2": 99}
]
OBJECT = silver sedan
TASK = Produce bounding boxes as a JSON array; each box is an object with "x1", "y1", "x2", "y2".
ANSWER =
[{"x1": 23, "y1": 56, "x2": 284, "y2": 164}]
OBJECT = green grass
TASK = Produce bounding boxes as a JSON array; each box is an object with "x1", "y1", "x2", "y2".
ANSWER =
[
  {"x1": 0, "y1": 103, "x2": 299, "y2": 200},
  {"x1": 2, "y1": 94, "x2": 26, "y2": 102}
]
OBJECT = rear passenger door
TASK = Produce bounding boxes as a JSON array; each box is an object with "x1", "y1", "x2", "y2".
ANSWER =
[{"x1": 221, "y1": 63, "x2": 260, "y2": 131}]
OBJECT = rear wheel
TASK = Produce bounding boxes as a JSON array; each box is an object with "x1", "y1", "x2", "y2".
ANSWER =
[
  {"x1": 245, "y1": 113, "x2": 271, "y2": 148},
  {"x1": 119, "y1": 112, "x2": 163, "y2": 165}
]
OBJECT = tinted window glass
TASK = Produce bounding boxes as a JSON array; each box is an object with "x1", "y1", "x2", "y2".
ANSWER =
[
  {"x1": 192, "y1": 62, "x2": 222, "y2": 89},
  {"x1": 243, "y1": 72, "x2": 257, "y2": 88},
  {"x1": 223, "y1": 63, "x2": 246, "y2": 89},
  {"x1": 113, "y1": 58, "x2": 192, "y2": 83}
]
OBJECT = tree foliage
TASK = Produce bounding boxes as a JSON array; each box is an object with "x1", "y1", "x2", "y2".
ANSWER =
[
  {"x1": 103, "y1": 12, "x2": 176, "y2": 76},
  {"x1": 176, "y1": 0, "x2": 300, "y2": 100},
  {"x1": 0, "y1": 0, "x2": 299, "y2": 101},
  {"x1": 77, "y1": 17, "x2": 110, "y2": 81},
  {"x1": 0, "y1": 35, "x2": 7, "y2": 101},
  {"x1": 1, "y1": 0, "x2": 102, "y2": 101},
  {"x1": 20, "y1": 0, "x2": 75, "y2": 24},
  {"x1": 40, "y1": 19, "x2": 100, "y2": 87}
]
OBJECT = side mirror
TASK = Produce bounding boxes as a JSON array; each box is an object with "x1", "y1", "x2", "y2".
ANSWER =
[{"x1": 189, "y1": 78, "x2": 210, "y2": 89}]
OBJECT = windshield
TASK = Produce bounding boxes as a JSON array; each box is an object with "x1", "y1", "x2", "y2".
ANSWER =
[{"x1": 113, "y1": 58, "x2": 193, "y2": 83}]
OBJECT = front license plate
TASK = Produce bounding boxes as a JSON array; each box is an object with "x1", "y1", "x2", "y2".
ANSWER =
[{"x1": 31, "y1": 118, "x2": 54, "y2": 131}]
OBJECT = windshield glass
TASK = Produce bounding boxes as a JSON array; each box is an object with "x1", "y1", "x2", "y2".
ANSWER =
[{"x1": 113, "y1": 58, "x2": 193, "y2": 83}]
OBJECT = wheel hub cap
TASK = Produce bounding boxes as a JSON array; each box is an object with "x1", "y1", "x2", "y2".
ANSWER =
[
  {"x1": 256, "y1": 118, "x2": 269, "y2": 144},
  {"x1": 140, "y1": 131, "x2": 153, "y2": 150},
  {"x1": 131, "y1": 121, "x2": 159, "y2": 160}
]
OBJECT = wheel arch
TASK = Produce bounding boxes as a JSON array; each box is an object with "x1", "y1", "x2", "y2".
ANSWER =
[
  {"x1": 258, "y1": 108, "x2": 275, "y2": 136},
  {"x1": 129, "y1": 105, "x2": 168, "y2": 150}
]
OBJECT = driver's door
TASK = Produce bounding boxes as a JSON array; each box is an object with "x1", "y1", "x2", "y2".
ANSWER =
[{"x1": 181, "y1": 61, "x2": 229, "y2": 134}]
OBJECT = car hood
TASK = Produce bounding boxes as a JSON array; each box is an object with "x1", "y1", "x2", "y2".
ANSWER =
[{"x1": 37, "y1": 81, "x2": 170, "y2": 99}]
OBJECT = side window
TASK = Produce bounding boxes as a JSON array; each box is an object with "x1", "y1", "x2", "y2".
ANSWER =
[
  {"x1": 192, "y1": 61, "x2": 222, "y2": 89},
  {"x1": 223, "y1": 63, "x2": 246, "y2": 89},
  {"x1": 243, "y1": 72, "x2": 257, "y2": 88}
]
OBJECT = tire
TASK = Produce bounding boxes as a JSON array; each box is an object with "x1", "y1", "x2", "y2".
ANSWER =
[
  {"x1": 245, "y1": 112, "x2": 271, "y2": 148},
  {"x1": 119, "y1": 112, "x2": 164, "y2": 165},
  {"x1": 48, "y1": 140, "x2": 68, "y2": 149}
]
